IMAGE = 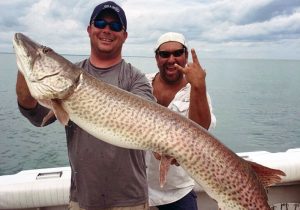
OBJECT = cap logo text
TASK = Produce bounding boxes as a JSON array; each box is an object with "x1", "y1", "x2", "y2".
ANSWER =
[{"x1": 103, "y1": 4, "x2": 120, "y2": 12}]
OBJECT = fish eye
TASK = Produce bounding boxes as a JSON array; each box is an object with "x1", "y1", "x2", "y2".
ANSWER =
[{"x1": 42, "y1": 46, "x2": 52, "y2": 54}]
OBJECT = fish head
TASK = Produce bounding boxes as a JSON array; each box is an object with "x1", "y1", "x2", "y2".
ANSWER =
[{"x1": 13, "y1": 33, "x2": 81, "y2": 100}]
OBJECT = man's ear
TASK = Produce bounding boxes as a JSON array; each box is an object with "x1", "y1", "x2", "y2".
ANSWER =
[
  {"x1": 123, "y1": 31, "x2": 128, "y2": 41},
  {"x1": 87, "y1": 25, "x2": 91, "y2": 36}
]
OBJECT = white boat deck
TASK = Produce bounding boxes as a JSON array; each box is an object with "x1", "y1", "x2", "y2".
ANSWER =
[{"x1": 0, "y1": 148, "x2": 300, "y2": 210}]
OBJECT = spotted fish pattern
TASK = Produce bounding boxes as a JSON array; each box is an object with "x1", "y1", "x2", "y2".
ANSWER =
[{"x1": 13, "y1": 33, "x2": 285, "y2": 210}]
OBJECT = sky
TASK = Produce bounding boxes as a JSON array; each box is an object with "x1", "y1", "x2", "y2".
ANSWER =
[{"x1": 1, "y1": 0, "x2": 300, "y2": 60}]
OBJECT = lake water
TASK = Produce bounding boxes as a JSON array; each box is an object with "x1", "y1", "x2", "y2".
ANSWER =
[{"x1": 0, "y1": 53, "x2": 299, "y2": 175}]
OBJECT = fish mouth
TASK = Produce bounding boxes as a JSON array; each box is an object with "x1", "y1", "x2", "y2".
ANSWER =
[
  {"x1": 13, "y1": 33, "x2": 53, "y2": 87},
  {"x1": 13, "y1": 33, "x2": 26, "y2": 74},
  {"x1": 13, "y1": 33, "x2": 23, "y2": 56},
  {"x1": 14, "y1": 33, "x2": 43, "y2": 56},
  {"x1": 13, "y1": 33, "x2": 24, "y2": 46}
]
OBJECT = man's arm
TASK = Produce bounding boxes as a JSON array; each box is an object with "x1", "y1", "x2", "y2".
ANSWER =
[
  {"x1": 16, "y1": 71, "x2": 37, "y2": 109},
  {"x1": 175, "y1": 49, "x2": 212, "y2": 130},
  {"x1": 16, "y1": 71, "x2": 54, "y2": 126},
  {"x1": 189, "y1": 78, "x2": 211, "y2": 129},
  {"x1": 127, "y1": 68, "x2": 156, "y2": 102}
]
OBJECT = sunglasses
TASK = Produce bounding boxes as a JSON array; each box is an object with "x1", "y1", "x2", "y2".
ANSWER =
[
  {"x1": 157, "y1": 48, "x2": 185, "y2": 58},
  {"x1": 92, "y1": 19, "x2": 124, "y2": 32}
]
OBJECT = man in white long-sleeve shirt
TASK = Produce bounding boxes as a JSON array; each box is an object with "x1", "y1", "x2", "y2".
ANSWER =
[{"x1": 146, "y1": 32, "x2": 216, "y2": 210}]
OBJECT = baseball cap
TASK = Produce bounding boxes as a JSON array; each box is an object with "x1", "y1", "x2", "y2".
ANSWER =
[
  {"x1": 155, "y1": 32, "x2": 187, "y2": 51},
  {"x1": 90, "y1": 1, "x2": 127, "y2": 31}
]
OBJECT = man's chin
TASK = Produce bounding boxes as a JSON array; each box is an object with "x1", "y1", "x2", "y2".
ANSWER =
[{"x1": 165, "y1": 75, "x2": 180, "y2": 83}]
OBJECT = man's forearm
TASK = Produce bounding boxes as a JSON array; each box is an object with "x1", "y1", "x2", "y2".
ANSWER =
[
  {"x1": 16, "y1": 71, "x2": 38, "y2": 109},
  {"x1": 188, "y1": 85, "x2": 211, "y2": 130}
]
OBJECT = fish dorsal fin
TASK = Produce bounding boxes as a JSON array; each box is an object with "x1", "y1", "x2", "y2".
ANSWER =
[
  {"x1": 246, "y1": 160, "x2": 286, "y2": 187},
  {"x1": 51, "y1": 99, "x2": 69, "y2": 126}
]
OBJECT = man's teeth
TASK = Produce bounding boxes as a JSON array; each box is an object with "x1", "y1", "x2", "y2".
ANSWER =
[{"x1": 101, "y1": 38, "x2": 112, "y2": 42}]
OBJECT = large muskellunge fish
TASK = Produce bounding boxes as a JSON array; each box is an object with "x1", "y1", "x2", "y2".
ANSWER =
[{"x1": 13, "y1": 33, "x2": 285, "y2": 210}]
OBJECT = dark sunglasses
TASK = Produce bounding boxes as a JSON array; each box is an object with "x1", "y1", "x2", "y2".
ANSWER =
[
  {"x1": 92, "y1": 19, "x2": 123, "y2": 32},
  {"x1": 157, "y1": 48, "x2": 185, "y2": 58}
]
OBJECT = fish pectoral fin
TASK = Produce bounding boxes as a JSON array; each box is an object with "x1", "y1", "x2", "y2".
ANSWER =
[
  {"x1": 159, "y1": 154, "x2": 176, "y2": 188},
  {"x1": 247, "y1": 160, "x2": 286, "y2": 187},
  {"x1": 51, "y1": 99, "x2": 69, "y2": 126},
  {"x1": 41, "y1": 110, "x2": 55, "y2": 127},
  {"x1": 38, "y1": 99, "x2": 55, "y2": 126}
]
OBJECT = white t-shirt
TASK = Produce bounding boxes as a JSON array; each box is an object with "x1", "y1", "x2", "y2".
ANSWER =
[{"x1": 146, "y1": 73, "x2": 216, "y2": 206}]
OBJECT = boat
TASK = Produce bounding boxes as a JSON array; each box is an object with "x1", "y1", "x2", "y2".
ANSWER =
[{"x1": 0, "y1": 148, "x2": 300, "y2": 210}]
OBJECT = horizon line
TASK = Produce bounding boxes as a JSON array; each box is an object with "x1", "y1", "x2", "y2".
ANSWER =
[{"x1": 1, "y1": 52, "x2": 299, "y2": 61}]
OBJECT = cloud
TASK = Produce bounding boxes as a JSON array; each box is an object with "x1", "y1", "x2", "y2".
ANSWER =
[
  {"x1": 236, "y1": 0, "x2": 300, "y2": 24},
  {"x1": 1, "y1": 0, "x2": 300, "y2": 59},
  {"x1": 203, "y1": 11, "x2": 300, "y2": 42}
]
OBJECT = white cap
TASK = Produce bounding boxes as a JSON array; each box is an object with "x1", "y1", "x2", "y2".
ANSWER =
[{"x1": 155, "y1": 32, "x2": 187, "y2": 51}]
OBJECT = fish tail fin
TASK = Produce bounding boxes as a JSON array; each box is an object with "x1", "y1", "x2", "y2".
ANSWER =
[{"x1": 247, "y1": 160, "x2": 286, "y2": 187}]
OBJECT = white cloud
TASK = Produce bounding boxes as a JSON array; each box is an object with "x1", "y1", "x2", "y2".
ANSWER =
[
  {"x1": 202, "y1": 10, "x2": 300, "y2": 42},
  {"x1": 1, "y1": 0, "x2": 300, "y2": 60}
]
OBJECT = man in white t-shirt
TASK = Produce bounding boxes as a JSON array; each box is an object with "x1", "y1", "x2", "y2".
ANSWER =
[{"x1": 146, "y1": 32, "x2": 216, "y2": 210}]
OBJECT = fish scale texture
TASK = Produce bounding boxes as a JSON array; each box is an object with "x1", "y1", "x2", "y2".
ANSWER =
[{"x1": 13, "y1": 32, "x2": 277, "y2": 210}]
